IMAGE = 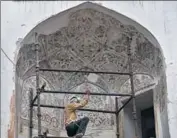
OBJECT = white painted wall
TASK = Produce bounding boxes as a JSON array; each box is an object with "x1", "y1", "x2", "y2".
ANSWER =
[
  {"x1": 124, "y1": 107, "x2": 138, "y2": 138},
  {"x1": 1, "y1": 1, "x2": 177, "y2": 138}
]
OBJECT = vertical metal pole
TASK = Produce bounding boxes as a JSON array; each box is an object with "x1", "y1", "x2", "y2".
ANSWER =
[
  {"x1": 29, "y1": 88, "x2": 33, "y2": 138},
  {"x1": 115, "y1": 97, "x2": 119, "y2": 138},
  {"x1": 128, "y1": 37, "x2": 138, "y2": 138},
  {"x1": 35, "y1": 32, "x2": 42, "y2": 137}
]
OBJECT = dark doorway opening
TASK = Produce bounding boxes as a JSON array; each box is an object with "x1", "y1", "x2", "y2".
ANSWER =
[{"x1": 141, "y1": 107, "x2": 156, "y2": 138}]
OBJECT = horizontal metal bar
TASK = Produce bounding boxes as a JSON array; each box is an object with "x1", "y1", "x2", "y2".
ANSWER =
[
  {"x1": 36, "y1": 136, "x2": 104, "y2": 138},
  {"x1": 33, "y1": 104, "x2": 116, "y2": 114},
  {"x1": 42, "y1": 90, "x2": 132, "y2": 97},
  {"x1": 117, "y1": 96, "x2": 133, "y2": 114},
  {"x1": 39, "y1": 68, "x2": 130, "y2": 75},
  {"x1": 46, "y1": 137, "x2": 68, "y2": 138}
]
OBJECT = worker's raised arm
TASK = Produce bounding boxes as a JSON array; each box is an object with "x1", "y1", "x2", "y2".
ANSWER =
[
  {"x1": 70, "y1": 90, "x2": 90, "y2": 110},
  {"x1": 83, "y1": 90, "x2": 90, "y2": 101},
  {"x1": 69, "y1": 99, "x2": 88, "y2": 110}
]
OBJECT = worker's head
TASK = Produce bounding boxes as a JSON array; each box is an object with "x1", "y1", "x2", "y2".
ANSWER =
[{"x1": 69, "y1": 96, "x2": 81, "y2": 103}]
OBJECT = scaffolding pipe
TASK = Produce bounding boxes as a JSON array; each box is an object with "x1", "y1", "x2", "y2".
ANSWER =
[
  {"x1": 45, "y1": 137, "x2": 68, "y2": 138},
  {"x1": 32, "y1": 95, "x2": 38, "y2": 105},
  {"x1": 42, "y1": 90, "x2": 132, "y2": 97},
  {"x1": 34, "y1": 136, "x2": 70, "y2": 138},
  {"x1": 31, "y1": 91, "x2": 131, "y2": 107},
  {"x1": 39, "y1": 68, "x2": 130, "y2": 75},
  {"x1": 31, "y1": 84, "x2": 46, "y2": 105},
  {"x1": 115, "y1": 97, "x2": 119, "y2": 138},
  {"x1": 33, "y1": 104, "x2": 116, "y2": 114},
  {"x1": 128, "y1": 37, "x2": 138, "y2": 138},
  {"x1": 35, "y1": 33, "x2": 42, "y2": 137},
  {"x1": 29, "y1": 88, "x2": 33, "y2": 138},
  {"x1": 32, "y1": 91, "x2": 132, "y2": 106},
  {"x1": 116, "y1": 96, "x2": 132, "y2": 114}
]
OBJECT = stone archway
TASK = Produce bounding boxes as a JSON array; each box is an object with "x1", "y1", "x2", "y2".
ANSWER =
[{"x1": 15, "y1": 2, "x2": 168, "y2": 138}]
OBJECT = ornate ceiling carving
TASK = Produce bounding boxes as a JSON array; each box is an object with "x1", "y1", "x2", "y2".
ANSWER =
[{"x1": 17, "y1": 8, "x2": 163, "y2": 82}]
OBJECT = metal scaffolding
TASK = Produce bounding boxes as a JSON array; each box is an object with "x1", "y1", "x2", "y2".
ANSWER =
[{"x1": 29, "y1": 33, "x2": 138, "y2": 138}]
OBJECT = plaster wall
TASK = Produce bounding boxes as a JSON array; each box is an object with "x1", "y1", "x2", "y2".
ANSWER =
[
  {"x1": 124, "y1": 107, "x2": 142, "y2": 138},
  {"x1": 1, "y1": 1, "x2": 177, "y2": 138}
]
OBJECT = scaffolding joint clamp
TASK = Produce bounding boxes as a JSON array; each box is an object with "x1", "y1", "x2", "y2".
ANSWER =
[{"x1": 37, "y1": 113, "x2": 42, "y2": 117}]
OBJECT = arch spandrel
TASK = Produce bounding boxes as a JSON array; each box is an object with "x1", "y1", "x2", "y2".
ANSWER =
[
  {"x1": 20, "y1": 76, "x2": 63, "y2": 134},
  {"x1": 120, "y1": 74, "x2": 155, "y2": 94}
]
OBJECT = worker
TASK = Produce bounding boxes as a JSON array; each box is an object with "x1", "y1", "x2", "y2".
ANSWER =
[{"x1": 64, "y1": 90, "x2": 90, "y2": 138}]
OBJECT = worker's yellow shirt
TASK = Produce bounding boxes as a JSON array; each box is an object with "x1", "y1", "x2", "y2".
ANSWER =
[{"x1": 64, "y1": 99, "x2": 88, "y2": 124}]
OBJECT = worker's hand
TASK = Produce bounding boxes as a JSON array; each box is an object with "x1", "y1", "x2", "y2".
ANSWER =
[
  {"x1": 84, "y1": 90, "x2": 90, "y2": 100},
  {"x1": 85, "y1": 90, "x2": 90, "y2": 95}
]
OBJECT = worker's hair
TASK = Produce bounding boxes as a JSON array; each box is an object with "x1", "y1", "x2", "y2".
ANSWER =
[{"x1": 70, "y1": 96, "x2": 80, "y2": 103}]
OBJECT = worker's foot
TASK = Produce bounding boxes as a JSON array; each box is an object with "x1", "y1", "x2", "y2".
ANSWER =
[{"x1": 75, "y1": 133, "x2": 83, "y2": 138}]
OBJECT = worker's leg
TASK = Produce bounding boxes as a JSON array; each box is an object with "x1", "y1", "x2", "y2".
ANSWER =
[
  {"x1": 65, "y1": 122, "x2": 78, "y2": 137},
  {"x1": 75, "y1": 117, "x2": 89, "y2": 136}
]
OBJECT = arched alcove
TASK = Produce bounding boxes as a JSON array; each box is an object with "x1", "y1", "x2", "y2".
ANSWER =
[{"x1": 15, "y1": 2, "x2": 169, "y2": 138}]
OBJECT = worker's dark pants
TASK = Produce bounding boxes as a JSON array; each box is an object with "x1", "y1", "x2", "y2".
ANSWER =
[{"x1": 65, "y1": 117, "x2": 89, "y2": 137}]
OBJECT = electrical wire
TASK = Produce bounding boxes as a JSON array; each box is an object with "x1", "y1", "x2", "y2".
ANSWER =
[{"x1": 1, "y1": 48, "x2": 15, "y2": 66}]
